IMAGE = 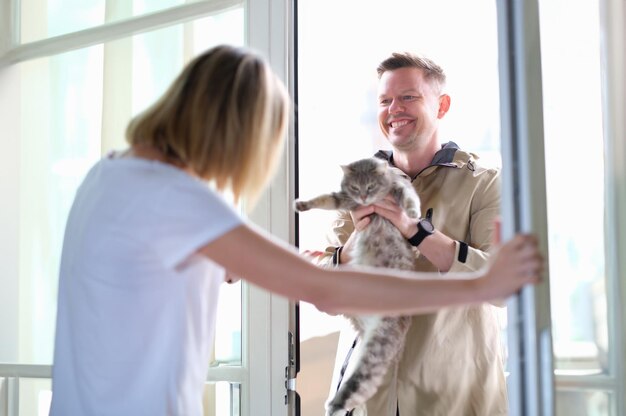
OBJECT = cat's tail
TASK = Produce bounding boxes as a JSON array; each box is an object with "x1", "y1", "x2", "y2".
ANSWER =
[{"x1": 326, "y1": 316, "x2": 411, "y2": 416}]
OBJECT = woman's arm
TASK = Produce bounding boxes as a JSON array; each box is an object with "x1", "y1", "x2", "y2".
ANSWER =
[{"x1": 198, "y1": 222, "x2": 541, "y2": 316}]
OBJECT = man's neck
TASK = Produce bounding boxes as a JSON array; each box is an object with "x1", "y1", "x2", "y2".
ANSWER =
[{"x1": 392, "y1": 141, "x2": 440, "y2": 178}]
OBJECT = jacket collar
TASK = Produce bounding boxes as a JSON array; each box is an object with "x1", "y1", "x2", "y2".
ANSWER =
[{"x1": 374, "y1": 141, "x2": 466, "y2": 179}]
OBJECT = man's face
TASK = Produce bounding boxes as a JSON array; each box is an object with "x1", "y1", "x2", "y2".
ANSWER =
[{"x1": 377, "y1": 67, "x2": 449, "y2": 152}]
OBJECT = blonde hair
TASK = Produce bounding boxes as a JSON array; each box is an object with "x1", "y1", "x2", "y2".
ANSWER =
[{"x1": 126, "y1": 44, "x2": 291, "y2": 207}]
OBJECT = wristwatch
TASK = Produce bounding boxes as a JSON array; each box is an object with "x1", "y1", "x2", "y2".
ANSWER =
[{"x1": 408, "y1": 217, "x2": 435, "y2": 247}]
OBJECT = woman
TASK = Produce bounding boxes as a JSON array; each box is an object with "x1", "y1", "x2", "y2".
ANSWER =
[{"x1": 49, "y1": 44, "x2": 542, "y2": 415}]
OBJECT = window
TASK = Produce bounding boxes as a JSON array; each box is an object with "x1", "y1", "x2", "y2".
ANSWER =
[
  {"x1": 0, "y1": 1, "x2": 256, "y2": 415},
  {"x1": 538, "y1": 0, "x2": 617, "y2": 414},
  {"x1": 19, "y1": 0, "x2": 212, "y2": 43}
]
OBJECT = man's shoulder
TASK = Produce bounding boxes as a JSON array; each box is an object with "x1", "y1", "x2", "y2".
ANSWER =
[
  {"x1": 429, "y1": 147, "x2": 501, "y2": 198},
  {"x1": 450, "y1": 147, "x2": 500, "y2": 177}
]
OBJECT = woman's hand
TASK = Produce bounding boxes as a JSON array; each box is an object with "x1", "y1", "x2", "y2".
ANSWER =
[{"x1": 479, "y1": 221, "x2": 544, "y2": 299}]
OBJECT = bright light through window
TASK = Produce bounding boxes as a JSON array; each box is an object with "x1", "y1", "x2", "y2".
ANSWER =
[
  {"x1": 539, "y1": 0, "x2": 609, "y2": 381},
  {"x1": 5, "y1": 4, "x2": 245, "y2": 415}
]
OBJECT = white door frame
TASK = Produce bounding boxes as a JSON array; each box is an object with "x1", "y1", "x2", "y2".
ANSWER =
[
  {"x1": 496, "y1": 0, "x2": 555, "y2": 415},
  {"x1": 246, "y1": 0, "x2": 296, "y2": 415}
]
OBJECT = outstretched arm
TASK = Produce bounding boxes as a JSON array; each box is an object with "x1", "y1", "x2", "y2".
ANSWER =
[{"x1": 197, "y1": 222, "x2": 542, "y2": 316}]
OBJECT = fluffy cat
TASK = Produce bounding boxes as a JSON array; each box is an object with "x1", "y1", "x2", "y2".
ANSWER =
[{"x1": 294, "y1": 157, "x2": 421, "y2": 416}]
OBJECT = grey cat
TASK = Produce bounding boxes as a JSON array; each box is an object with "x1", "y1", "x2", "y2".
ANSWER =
[{"x1": 294, "y1": 157, "x2": 421, "y2": 416}]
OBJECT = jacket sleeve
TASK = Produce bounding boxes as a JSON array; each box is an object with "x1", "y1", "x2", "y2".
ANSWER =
[
  {"x1": 447, "y1": 168, "x2": 501, "y2": 274},
  {"x1": 310, "y1": 210, "x2": 355, "y2": 268}
]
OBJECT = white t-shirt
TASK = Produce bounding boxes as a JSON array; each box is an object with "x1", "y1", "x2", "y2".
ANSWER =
[{"x1": 49, "y1": 156, "x2": 242, "y2": 416}]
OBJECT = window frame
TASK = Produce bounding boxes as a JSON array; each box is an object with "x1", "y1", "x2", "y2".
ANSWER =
[
  {"x1": 0, "y1": 1, "x2": 296, "y2": 415},
  {"x1": 599, "y1": 0, "x2": 626, "y2": 414}
]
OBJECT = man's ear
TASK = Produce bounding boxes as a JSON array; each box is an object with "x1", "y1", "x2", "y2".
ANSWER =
[{"x1": 438, "y1": 94, "x2": 451, "y2": 119}]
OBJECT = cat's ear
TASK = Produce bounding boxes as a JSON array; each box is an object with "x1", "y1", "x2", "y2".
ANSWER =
[{"x1": 340, "y1": 164, "x2": 351, "y2": 174}]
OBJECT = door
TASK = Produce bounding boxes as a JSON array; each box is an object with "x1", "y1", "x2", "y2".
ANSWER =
[
  {"x1": 294, "y1": 0, "x2": 624, "y2": 415},
  {"x1": 500, "y1": 0, "x2": 625, "y2": 414},
  {"x1": 295, "y1": 0, "x2": 520, "y2": 414}
]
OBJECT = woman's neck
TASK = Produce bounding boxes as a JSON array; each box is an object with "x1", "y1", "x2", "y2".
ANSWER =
[{"x1": 122, "y1": 143, "x2": 197, "y2": 176}]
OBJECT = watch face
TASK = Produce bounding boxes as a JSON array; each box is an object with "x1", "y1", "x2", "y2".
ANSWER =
[{"x1": 420, "y1": 219, "x2": 434, "y2": 233}]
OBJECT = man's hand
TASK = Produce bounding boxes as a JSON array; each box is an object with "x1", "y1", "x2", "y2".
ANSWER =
[
  {"x1": 341, "y1": 197, "x2": 415, "y2": 264},
  {"x1": 371, "y1": 195, "x2": 419, "y2": 239},
  {"x1": 349, "y1": 204, "x2": 375, "y2": 231},
  {"x1": 373, "y1": 194, "x2": 456, "y2": 272},
  {"x1": 338, "y1": 205, "x2": 377, "y2": 264}
]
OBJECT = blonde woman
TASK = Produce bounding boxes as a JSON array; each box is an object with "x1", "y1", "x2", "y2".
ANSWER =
[{"x1": 49, "y1": 45, "x2": 542, "y2": 415}]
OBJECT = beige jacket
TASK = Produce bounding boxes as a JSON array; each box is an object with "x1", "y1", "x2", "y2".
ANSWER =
[{"x1": 319, "y1": 143, "x2": 506, "y2": 416}]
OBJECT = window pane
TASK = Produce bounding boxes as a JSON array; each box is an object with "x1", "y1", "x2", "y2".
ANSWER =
[
  {"x1": 213, "y1": 280, "x2": 242, "y2": 365},
  {"x1": 18, "y1": 378, "x2": 52, "y2": 416},
  {"x1": 4, "y1": 10, "x2": 244, "y2": 368},
  {"x1": 538, "y1": 0, "x2": 609, "y2": 376},
  {"x1": 202, "y1": 382, "x2": 241, "y2": 416},
  {"x1": 19, "y1": 0, "x2": 231, "y2": 43},
  {"x1": 556, "y1": 389, "x2": 612, "y2": 416},
  {"x1": 18, "y1": 46, "x2": 105, "y2": 365}
]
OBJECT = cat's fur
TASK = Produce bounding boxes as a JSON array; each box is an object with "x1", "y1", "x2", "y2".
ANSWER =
[{"x1": 294, "y1": 157, "x2": 421, "y2": 416}]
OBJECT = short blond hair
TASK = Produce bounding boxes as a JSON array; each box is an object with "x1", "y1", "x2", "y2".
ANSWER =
[
  {"x1": 376, "y1": 52, "x2": 446, "y2": 92},
  {"x1": 126, "y1": 44, "x2": 291, "y2": 206}
]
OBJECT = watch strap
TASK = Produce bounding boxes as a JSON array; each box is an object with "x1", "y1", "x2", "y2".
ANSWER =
[
  {"x1": 408, "y1": 221, "x2": 431, "y2": 247},
  {"x1": 331, "y1": 246, "x2": 343, "y2": 265},
  {"x1": 458, "y1": 241, "x2": 469, "y2": 263}
]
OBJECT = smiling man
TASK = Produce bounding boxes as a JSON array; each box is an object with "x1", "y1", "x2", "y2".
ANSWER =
[{"x1": 317, "y1": 52, "x2": 507, "y2": 416}]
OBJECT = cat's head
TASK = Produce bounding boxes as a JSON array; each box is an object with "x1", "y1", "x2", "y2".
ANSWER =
[{"x1": 340, "y1": 157, "x2": 392, "y2": 205}]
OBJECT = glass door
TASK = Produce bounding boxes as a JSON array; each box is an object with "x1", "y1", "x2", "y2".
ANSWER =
[
  {"x1": 296, "y1": 1, "x2": 506, "y2": 415},
  {"x1": 537, "y1": 0, "x2": 621, "y2": 414},
  {"x1": 295, "y1": 0, "x2": 624, "y2": 415},
  {"x1": 498, "y1": 0, "x2": 623, "y2": 414}
]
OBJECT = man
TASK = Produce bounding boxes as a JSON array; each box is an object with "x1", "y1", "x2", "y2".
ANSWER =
[{"x1": 318, "y1": 52, "x2": 506, "y2": 415}]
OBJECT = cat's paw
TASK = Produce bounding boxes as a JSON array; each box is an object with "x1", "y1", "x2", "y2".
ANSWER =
[
  {"x1": 326, "y1": 407, "x2": 348, "y2": 416},
  {"x1": 293, "y1": 199, "x2": 309, "y2": 212},
  {"x1": 351, "y1": 405, "x2": 367, "y2": 416}
]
